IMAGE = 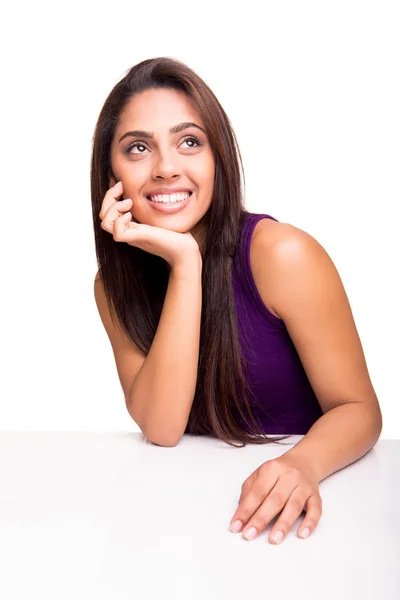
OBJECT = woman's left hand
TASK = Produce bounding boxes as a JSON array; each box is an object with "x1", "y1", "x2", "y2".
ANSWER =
[{"x1": 229, "y1": 453, "x2": 322, "y2": 544}]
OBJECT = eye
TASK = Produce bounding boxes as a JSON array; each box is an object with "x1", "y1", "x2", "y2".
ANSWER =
[{"x1": 124, "y1": 135, "x2": 202, "y2": 155}]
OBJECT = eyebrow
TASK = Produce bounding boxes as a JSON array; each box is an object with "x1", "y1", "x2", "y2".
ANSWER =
[{"x1": 118, "y1": 122, "x2": 206, "y2": 143}]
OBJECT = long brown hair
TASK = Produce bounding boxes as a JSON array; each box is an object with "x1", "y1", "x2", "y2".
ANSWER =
[{"x1": 91, "y1": 57, "x2": 293, "y2": 448}]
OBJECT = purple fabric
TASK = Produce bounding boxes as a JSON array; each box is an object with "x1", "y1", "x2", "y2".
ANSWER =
[{"x1": 231, "y1": 212, "x2": 323, "y2": 435}]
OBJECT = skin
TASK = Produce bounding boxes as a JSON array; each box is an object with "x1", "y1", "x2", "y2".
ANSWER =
[
  {"x1": 109, "y1": 88, "x2": 216, "y2": 255},
  {"x1": 105, "y1": 88, "x2": 382, "y2": 548}
]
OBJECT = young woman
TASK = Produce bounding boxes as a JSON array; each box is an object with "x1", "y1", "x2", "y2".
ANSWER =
[{"x1": 92, "y1": 57, "x2": 381, "y2": 454}]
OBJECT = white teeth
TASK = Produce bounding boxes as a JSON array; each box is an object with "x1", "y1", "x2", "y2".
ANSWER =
[{"x1": 148, "y1": 192, "x2": 191, "y2": 203}]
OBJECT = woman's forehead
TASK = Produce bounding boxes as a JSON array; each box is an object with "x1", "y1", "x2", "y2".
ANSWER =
[{"x1": 119, "y1": 89, "x2": 204, "y2": 129}]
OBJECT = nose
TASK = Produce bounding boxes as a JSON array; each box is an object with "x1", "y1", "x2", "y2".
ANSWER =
[{"x1": 152, "y1": 149, "x2": 182, "y2": 180}]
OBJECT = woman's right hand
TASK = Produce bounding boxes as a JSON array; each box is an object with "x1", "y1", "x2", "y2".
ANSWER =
[{"x1": 99, "y1": 180, "x2": 201, "y2": 269}]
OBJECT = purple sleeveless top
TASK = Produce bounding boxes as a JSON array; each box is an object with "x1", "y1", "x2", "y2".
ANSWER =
[{"x1": 231, "y1": 212, "x2": 323, "y2": 435}]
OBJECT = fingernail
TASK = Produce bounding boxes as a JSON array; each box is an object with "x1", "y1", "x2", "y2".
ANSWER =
[
  {"x1": 121, "y1": 198, "x2": 131, "y2": 203},
  {"x1": 114, "y1": 181, "x2": 122, "y2": 187},
  {"x1": 271, "y1": 530, "x2": 284, "y2": 544},
  {"x1": 230, "y1": 520, "x2": 243, "y2": 533},
  {"x1": 243, "y1": 526, "x2": 257, "y2": 541},
  {"x1": 300, "y1": 527, "x2": 310, "y2": 539}
]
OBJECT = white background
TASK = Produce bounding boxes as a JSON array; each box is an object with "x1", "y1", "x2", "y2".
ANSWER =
[{"x1": 1, "y1": 0, "x2": 398, "y2": 436}]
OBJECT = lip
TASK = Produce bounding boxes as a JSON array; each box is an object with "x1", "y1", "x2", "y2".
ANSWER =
[
  {"x1": 146, "y1": 191, "x2": 193, "y2": 214},
  {"x1": 146, "y1": 187, "x2": 193, "y2": 197}
]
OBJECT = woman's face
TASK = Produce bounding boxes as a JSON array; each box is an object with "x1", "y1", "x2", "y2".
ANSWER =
[{"x1": 109, "y1": 88, "x2": 215, "y2": 250}]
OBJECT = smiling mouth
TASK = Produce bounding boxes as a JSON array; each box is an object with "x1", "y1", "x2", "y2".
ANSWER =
[{"x1": 146, "y1": 191, "x2": 193, "y2": 202}]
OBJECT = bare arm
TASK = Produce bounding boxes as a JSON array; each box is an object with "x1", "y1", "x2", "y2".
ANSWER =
[{"x1": 128, "y1": 252, "x2": 203, "y2": 446}]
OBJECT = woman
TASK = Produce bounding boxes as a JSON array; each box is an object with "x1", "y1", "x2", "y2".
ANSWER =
[
  {"x1": 92, "y1": 57, "x2": 382, "y2": 544},
  {"x1": 92, "y1": 56, "x2": 380, "y2": 453}
]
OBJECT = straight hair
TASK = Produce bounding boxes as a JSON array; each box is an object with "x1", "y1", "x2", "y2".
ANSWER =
[{"x1": 91, "y1": 57, "x2": 292, "y2": 448}]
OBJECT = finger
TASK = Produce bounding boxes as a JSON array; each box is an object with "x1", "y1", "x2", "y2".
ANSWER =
[
  {"x1": 99, "y1": 181, "x2": 124, "y2": 221},
  {"x1": 101, "y1": 197, "x2": 132, "y2": 234},
  {"x1": 268, "y1": 487, "x2": 310, "y2": 545},
  {"x1": 240, "y1": 478, "x2": 296, "y2": 542},
  {"x1": 295, "y1": 493, "x2": 322, "y2": 540},
  {"x1": 113, "y1": 212, "x2": 134, "y2": 241},
  {"x1": 229, "y1": 471, "x2": 280, "y2": 537}
]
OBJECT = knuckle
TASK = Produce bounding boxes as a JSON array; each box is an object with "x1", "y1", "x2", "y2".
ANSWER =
[
  {"x1": 269, "y1": 459, "x2": 282, "y2": 471},
  {"x1": 307, "y1": 503, "x2": 322, "y2": 520},
  {"x1": 252, "y1": 517, "x2": 266, "y2": 530},
  {"x1": 306, "y1": 518, "x2": 318, "y2": 529},
  {"x1": 270, "y1": 493, "x2": 285, "y2": 507},
  {"x1": 290, "y1": 469, "x2": 302, "y2": 485},
  {"x1": 241, "y1": 481, "x2": 250, "y2": 493},
  {"x1": 312, "y1": 494, "x2": 323, "y2": 509},
  {"x1": 276, "y1": 519, "x2": 290, "y2": 531},
  {"x1": 238, "y1": 508, "x2": 253, "y2": 521},
  {"x1": 290, "y1": 499, "x2": 304, "y2": 513},
  {"x1": 251, "y1": 482, "x2": 265, "y2": 496}
]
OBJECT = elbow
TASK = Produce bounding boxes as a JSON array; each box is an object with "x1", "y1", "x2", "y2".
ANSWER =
[
  {"x1": 142, "y1": 422, "x2": 184, "y2": 447},
  {"x1": 150, "y1": 438, "x2": 181, "y2": 448},
  {"x1": 126, "y1": 397, "x2": 184, "y2": 447},
  {"x1": 126, "y1": 399, "x2": 185, "y2": 447},
  {"x1": 129, "y1": 413, "x2": 181, "y2": 446},
  {"x1": 145, "y1": 431, "x2": 182, "y2": 447}
]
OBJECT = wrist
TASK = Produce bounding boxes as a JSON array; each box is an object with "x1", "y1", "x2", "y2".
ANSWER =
[{"x1": 170, "y1": 252, "x2": 202, "y2": 278}]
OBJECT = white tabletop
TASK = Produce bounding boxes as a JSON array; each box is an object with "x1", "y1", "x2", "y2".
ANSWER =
[{"x1": 0, "y1": 432, "x2": 398, "y2": 599}]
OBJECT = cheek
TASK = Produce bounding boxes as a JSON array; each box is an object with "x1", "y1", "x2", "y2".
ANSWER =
[
  {"x1": 204, "y1": 156, "x2": 216, "y2": 183},
  {"x1": 192, "y1": 157, "x2": 215, "y2": 186}
]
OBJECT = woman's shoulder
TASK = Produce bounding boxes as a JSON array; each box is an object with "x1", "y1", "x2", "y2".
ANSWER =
[
  {"x1": 250, "y1": 216, "x2": 302, "y2": 263},
  {"x1": 251, "y1": 215, "x2": 288, "y2": 248},
  {"x1": 251, "y1": 216, "x2": 316, "y2": 252},
  {"x1": 250, "y1": 218, "x2": 314, "y2": 320}
]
